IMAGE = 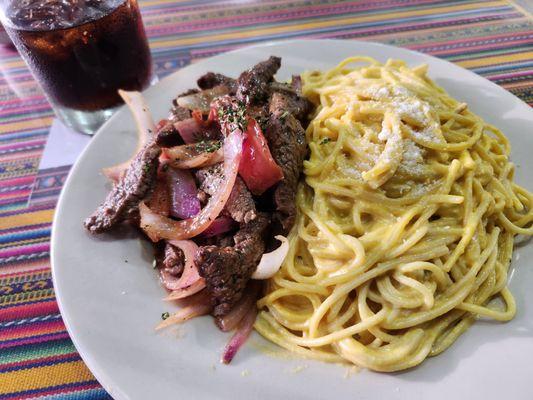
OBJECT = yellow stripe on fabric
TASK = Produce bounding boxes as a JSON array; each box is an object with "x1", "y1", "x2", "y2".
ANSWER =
[
  {"x1": 457, "y1": 51, "x2": 533, "y2": 68},
  {"x1": 0, "y1": 117, "x2": 53, "y2": 134},
  {"x1": 0, "y1": 209, "x2": 54, "y2": 230},
  {"x1": 152, "y1": 1, "x2": 507, "y2": 48},
  {"x1": 0, "y1": 288, "x2": 55, "y2": 305},
  {"x1": 0, "y1": 361, "x2": 95, "y2": 394}
]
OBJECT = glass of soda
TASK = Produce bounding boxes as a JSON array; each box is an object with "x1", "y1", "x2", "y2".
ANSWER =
[{"x1": 0, "y1": 0, "x2": 154, "y2": 135}]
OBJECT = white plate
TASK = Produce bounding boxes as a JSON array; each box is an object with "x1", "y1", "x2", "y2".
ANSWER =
[{"x1": 52, "y1": 39, "x2": 533, "y2": 400}]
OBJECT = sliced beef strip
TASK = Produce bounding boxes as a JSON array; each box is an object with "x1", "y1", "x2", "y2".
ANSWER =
[
  {"x1": 196, "y1": 164, "x2": 257, "y2": 223},
  {"x1": 197, "y1": 72, "x2": 238, "y2": 94},
  {"x1": 196, "y1": 213, "x2": 270, "y2": 317},
  {"x1": 196, "y1": 163, "x2": 223, "y2": 196},
  {"x1": 269, "y1": 88, "x2": 313, "y2": 122},
  {"x1": 264, "y1": 97, "x2": 307, "y2": 234},
  {"x1": 162, "y1": 242, "x2": 185, "y2": 276},
  {"x1": 155, "y1": 102, "x2": 192, "y2": 147},
  {"x1": 225, "y1": 178, "x2": 257, "y2": 223},
  {"x1": 154, "y1": 242, "x2": 185, "y2": 276},
  {"x1": 155, "y1": 120, "x2": 182, "y2": 147},
  {"x1": 84, "y1": 143, "x2": 161, "y2": 233},
  {"x1": 198, "y1": 232, "x2": 235, "y2": 248},
  {"x1": 178, "y1": 88, "x2": 200, "y2": 97},
  {"x1": 291, "y1": 75, "x2": 302, "y2": 94},
  {"x1": 236, "y1": 56, "x2": 281, "y2": 104}
]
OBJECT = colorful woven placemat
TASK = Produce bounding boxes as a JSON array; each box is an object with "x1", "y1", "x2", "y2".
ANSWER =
[{"x1": 1, "y1": 1, "x2": 532, "y2": 398}]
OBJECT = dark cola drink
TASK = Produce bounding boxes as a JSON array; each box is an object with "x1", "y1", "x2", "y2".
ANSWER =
[{"x1": 2, "y1": 0, "x2": 153, "y2": 133}]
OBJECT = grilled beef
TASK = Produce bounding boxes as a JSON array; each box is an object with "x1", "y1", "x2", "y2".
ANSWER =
[
  {"x1": 155, "y1": 120, "x2": 182, "y2": 148},
  {"x1": 269, "y1": 88, "x2": 312, "y2": 122},
  {"x1": 196, "y1": 213, "x2": 269, "y2": 316},
  {"x1": 237, "y1": 56, "x2": 281, "y2": 104},
  {"x1": 265, "y1": 94, "x2": 308, "y2": 233},
  {"x1": 197, "y1": 72, "x2": 238, "y2": 94},
  {"x1": 84, "y1": 143, "x2": 161, "y2": 233},
  {"x1": 155, "y1": 89, "x2": 198, "y2": 147},
  {"x1": 155, "y1": 242, "x2": 185, "y2": 277}
]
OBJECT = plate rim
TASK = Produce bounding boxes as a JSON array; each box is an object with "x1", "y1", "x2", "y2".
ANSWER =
[{"x1": 50, "y1": 38, "x2": 533, "y2": 398}]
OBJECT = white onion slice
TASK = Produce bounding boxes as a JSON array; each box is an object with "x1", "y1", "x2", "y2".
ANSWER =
[
  {"x1": 156, "y1": 290, "x2": 211, "y2": 331},
  {"x1": 163, "y1": 144, "x2": 224, "y2": 169},
  {"x1": 251, "y1": 235, "x2": 289, "y2": 279},
  {"x1": 102, "y1": 90, "x2": 156, "y2": 182}
]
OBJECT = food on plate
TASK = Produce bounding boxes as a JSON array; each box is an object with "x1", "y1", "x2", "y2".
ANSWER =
[
  {"x1": 255, "y1": 57, "x2": 533, "y2": 372},
  {"x1": 84, "y1": 57, "x2": 313, "y2": 363}
]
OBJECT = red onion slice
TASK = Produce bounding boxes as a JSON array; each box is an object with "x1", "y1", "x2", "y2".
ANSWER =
[
  {"x1": 251, "y1": 235, "x2": 289, "y2": 279},
  {"x1": 166, "y1": 168, "x2": 201, "y2": 219},
  {"x1": 174, "y1": 118, "x2": 220, "y2": 144},
  {"x1": 159, "y1": 240, "x2": 203, "y2": 291},
  {"x1": 201, "y1": 216, "x2": 236, "y2": 238},
  {"x1": 102, "y1": 90, "x2": 156, "y2": 182},
  {"x1": 174, "y1": 118, "x2": 200, "y2": 144},
  {"x1": 139, "y1": 128, "x2": 244, "y2": 241},
  {"x1": 221, "y1": 305, "x2": 258, "y2": 364}
]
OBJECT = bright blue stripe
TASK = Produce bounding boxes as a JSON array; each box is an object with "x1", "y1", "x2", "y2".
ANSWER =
[
  {"x1": 0, "y1": 227, "x2": 51, "y2": 245},
  {"x1": 0, "y1": 130, "x2": 49, "y2": 143},
  {"x1": 473, "y1": 61, "x2": 533, "y2": 74},
  {"x1": 34, "y1": 388, "x2": 113, "y2": 400}
]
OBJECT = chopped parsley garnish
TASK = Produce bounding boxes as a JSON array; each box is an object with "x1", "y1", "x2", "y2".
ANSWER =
[
  {"x1": 218, "y1": 101, "x2": 248, "y2": 131},
  {"x1": 320, "y1": 137, "x2": 332, "y2": 145},
  {"x1": 256, "y1": 115, "x2": 268, "y2": 131},
  {"x1": 161, "y1": 312, "x2": 170, "y2": 320},
  {"x1": 195, "y1": 140, "x2": 222, "y2": 153},
  {"x1": 280, "y1": 111, "x2": 289, "y2": 120}
]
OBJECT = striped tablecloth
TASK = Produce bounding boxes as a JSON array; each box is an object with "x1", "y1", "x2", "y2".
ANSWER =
[{"x1": 0, "y1": 1, "x2": 532, "y2": 398}]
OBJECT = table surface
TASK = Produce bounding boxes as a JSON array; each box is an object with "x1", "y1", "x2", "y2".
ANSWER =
[{"x1": 0, "y1": 1, "x2": 532, "y2": 398}]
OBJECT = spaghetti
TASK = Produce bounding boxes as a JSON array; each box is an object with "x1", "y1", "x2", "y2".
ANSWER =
[{"x1": 255, "y1": 57, "x2": 533, "y2": 371}]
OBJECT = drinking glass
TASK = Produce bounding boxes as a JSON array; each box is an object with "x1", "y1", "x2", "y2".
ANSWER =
[{"x1": 0, "y1": 0, "x2": 154, "y2": 135}]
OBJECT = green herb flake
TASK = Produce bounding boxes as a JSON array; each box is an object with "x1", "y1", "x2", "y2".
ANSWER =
[
  {"x1": 161, "y1": 312, "x2": 170, "y2": 320},
  {"x1": 195, "y1": 140, "x2": 222, "y2": 154},
  {"x1": 280, "y1": 111, "x2": 289, "y2": 120},
  {"x1": 320, "y1": 138, "x2": 332, "y2": 145}
]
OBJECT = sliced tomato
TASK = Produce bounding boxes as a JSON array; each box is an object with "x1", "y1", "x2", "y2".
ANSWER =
[{"x1": 238, "y1": 118, "x2": 283, "y2": 195}]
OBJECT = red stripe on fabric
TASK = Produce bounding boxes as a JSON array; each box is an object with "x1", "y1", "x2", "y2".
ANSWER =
[
  {"x1": 0, "y1": 243, "x2": 50, "y2": 259},
  {"x1": 1, "y1": 319, "x2": 65, "y2": 341},
  {"x1": 0, "y1": 300, "x2": 58, "y2": 321},
  {"x1": 0, "y1": 176, "x2": 35, "y2": 187}
]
